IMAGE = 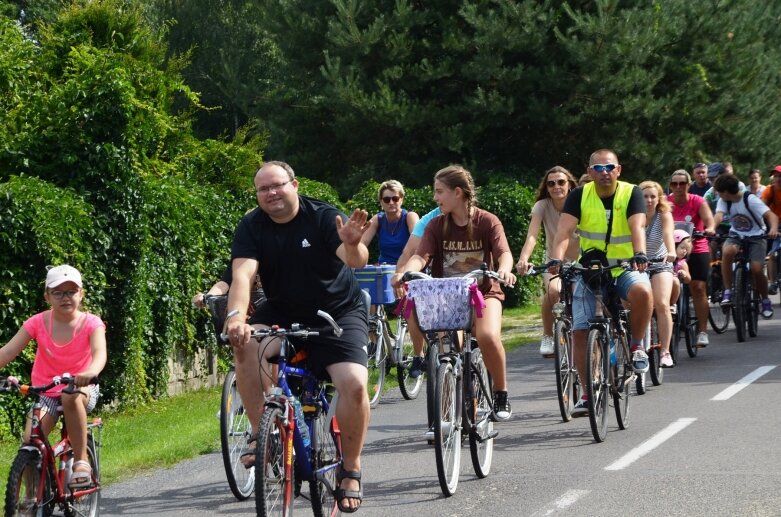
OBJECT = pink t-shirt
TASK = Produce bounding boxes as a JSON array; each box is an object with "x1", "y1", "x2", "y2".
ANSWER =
[
  {"x1": 667, "y1": 194, "x2": 708, "y2": 254},
  {"x1": 23, "y1": 311, "x2": 105, "y2": 396}
]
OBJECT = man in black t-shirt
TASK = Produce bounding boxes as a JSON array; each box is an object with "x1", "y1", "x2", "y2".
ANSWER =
[{"x1": 226, "y1": 161, "x2": 370, "y2": 512}]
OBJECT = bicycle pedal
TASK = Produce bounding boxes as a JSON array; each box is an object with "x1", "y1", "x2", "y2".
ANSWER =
[{"x1": 470, "y1": 429, "x2": 499, "y2": 443}]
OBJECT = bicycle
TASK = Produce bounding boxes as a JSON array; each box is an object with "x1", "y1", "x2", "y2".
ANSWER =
[
  {"x1": 701, "y1": 233, "x2": 731, "y2": 334},
  {"x1": 2, "y1": 374, "x2": 102, "y2": 517},
  {"x1": 719, "y1": 234, "x2": 770, "y2": 342},
  {"x1": 402, "y1": 266, "x2": 501, "y2": 496},
  {"x1": 365, "y1": 302, "x2": 424, "y2": 408},
  {"x1": 672, "y1": 282, "x2": 698, "y2": 360},
  {"x1": 205, "y1": 294, "x2": 255, "y2": 501},
  {"x1": 568, "y1": 260, "x2": 636, "y2": 443},
  {"x1": 222, "y1": 310, "x2": 344, "y2": 517},
  {"x1": 527, "y1": 261, "x2": 580, "y2": 422}
]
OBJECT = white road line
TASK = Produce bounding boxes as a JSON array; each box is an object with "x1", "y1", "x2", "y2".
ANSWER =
[
  {"x1": 531, "y1": 489, "x2": 590, "y2": 516},
  {"x1": 604, "y1": 417, "x2": 697, "y2": 471},
  {"x1": 711, "y1": 365, "x2": 777, "y2": 401}
]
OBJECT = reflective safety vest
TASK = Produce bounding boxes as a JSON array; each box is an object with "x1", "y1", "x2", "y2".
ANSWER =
[{"x1": 578, "y1": 181, "x2": 635, "y2": 277}]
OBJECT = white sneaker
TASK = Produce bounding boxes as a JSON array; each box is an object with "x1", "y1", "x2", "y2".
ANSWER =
[
  {"x1": 696, "y1": 332, "x2": 709, "y2": 347},
  {"x1": 539, "y1": 335, "x2": 555, "y2": 357}
]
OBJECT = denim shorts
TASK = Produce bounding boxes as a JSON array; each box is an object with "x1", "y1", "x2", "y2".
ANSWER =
[{"x1": 572, "y1": 270, "x2": 650, "y2": 330}]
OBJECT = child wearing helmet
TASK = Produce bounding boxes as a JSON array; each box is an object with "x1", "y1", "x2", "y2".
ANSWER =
[{"x1": 670, "y1": 229, "x2": 692, "y2": 312}]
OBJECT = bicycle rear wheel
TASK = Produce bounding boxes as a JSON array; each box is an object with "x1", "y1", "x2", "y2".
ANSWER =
[
  {"x1": 670, "y1": 292, "x2": 683, "y2": 363},
  {"x1": 553, "y1": 319, "x2": 576, "y2": 422},
  {"x1": 748, "y1": 283, "x2": 759, "y2": 338},
  {"x1": 468, "y1": 348, "x2": 494, "y2": 478},
  {"x1": 220, "y1": 369, "x2": 254, "y2": 500},
  {"x1": 65, "y1": 435, "x2": 100, "y2": 517},
  {"x1": 434, "y1": 361, "x2": 462, "y2": 497},
  {"x1": 366, "y1": 316, "x2": 387, "y2": 408},
  {"x1": 586, "y1": 329, "x2": 609, "y2": 443},
  {"x1": 395, "y1": 319, "x2": 423, "y2": 400},
  {"x1": 310, "y1": 401, "x2": 339, "y2": 517},
  {"x1": 5, "y1": 449, "x2": 55, "y2": 517},
  {"x1": 254, "y1": 406, "x2": 293, "y2": 517},
  {"x1": 734, "y1": 267, "x2": 747, "y2": 342},
  {"x1": 647, "y1": 314, "x2": 663, "y2": 386},
  {"x1": 612, "y1": 331, "x2": 632, "y2": 430},
  {"x1": 708, "y1": 267, "x2": 731, "y2": 333}
]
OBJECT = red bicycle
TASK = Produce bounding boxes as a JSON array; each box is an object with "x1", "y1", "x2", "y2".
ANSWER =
[{"x1": 2, "y1": 374, "x2": 102, "y2": 517}]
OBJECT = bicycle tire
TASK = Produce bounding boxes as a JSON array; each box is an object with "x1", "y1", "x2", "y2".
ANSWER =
[
  {"x1": 586, "y1": 329, "x2": 609, "y2": 443},
  {"x1": 395, "y1": 320, "x2": 423, "y2": 400},
  {"x1": 309, "y1": 401, "x2": 339, "y2": 517},
  {"x1": 366, "y1": 317, "x2": 387, "y2": 408},
  {"x1": 434, "y1": 361, "x2": 462, "y2": 497},
  {"x1": 748, "y1": 282, "x2": 759, "y2": 338},
  {"x1": 254, "y1": 406, "x2": 293, "y2": 517},
  {"x1": 734, "y1": 267, "x2": 747, "y2": 342},
  {"x1": 5, "y1": 449, "x2": 55, "y2": 517},
  {"x1": 468, "y1": 348, "x2": 494, "y2": 478},
  {"x1": 553, "y1": 319, "x2": 575, "y2": 422},
  {"x1": 425, "y1": 337, "x2": 438, "y2": 431},
  {"x1": 220, "y1": 369, "x2": 254, "y2": 500},
  {"x1": 612, "y1": 330, "x2": 632, "y2": 430},
  {"x1": 670, "y1": 293, "x2": 683, "y2": 364},
  {"x1": 685, "y1": 288, "x2": 698, "y2": 358},
  {"x1": 708, "y1": 266, "x2": 731, "y2": 334},
  {"x1": 647, "y1": 314, "x2": 663, "y2": 386},
  {"x1": 65, "y1": 435, "x2": 100, "y2": 517}
]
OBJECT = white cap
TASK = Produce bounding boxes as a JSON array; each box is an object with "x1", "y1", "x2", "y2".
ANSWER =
[{"x1": 45, "y1": 265, "x2": 83, "y2": 289}]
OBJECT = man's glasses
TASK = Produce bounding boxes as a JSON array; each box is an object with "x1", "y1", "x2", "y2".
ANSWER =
[
  {"x1": 382, "y1": 196, "x2": 401, "y2": 204},
  {"x1": 546, "y1": 179, "x2": 568, "y2": 187},
  {"x1": 256, "y1": 180, "x2": 291, "y2": 195},
  {"x1": 669, "y1": 181, "x2": 689, "y2": 188},
  {"x1": 49, "y1": 289, "x2": 79, "y2": 300},
  {"x1": 590, "y1": 163, "x2": 617, "y2": 173}
]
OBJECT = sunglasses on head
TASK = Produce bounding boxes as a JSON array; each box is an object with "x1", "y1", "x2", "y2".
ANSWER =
[
  {"x1": 382, "y1": 195, "x2": 401, "y2": 204},
  {"x1": 590, "y1": 163, "x2": 617, "y2": 173},
  {"x1": 546, "y1": 179, "x2": 567, "y2": 187},
  {"x1": 669, "y1": 181, "x2": 689, "y2": 187}
]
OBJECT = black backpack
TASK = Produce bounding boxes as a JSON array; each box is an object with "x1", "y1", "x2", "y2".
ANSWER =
[{"x1": 725, "y1": 191, "x2": 763, "y2": 228}]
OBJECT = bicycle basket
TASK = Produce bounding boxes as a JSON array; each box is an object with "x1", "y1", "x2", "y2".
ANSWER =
[{"x1": 406, "y1": 277, "x2": 476, "y2": 331}]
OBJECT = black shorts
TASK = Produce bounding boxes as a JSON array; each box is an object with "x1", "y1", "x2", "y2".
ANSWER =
[
  {"x1": 687, "y1": 252, "x2": 710, "y2": 282},
  {"x1": 249, "y1": 299, "x2": 368, "y2": 378}
]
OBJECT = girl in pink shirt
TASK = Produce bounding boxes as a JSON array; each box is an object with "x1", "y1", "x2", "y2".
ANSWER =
[{"x1": 0, "y1": 265, "x2": 107, "y2": 489}]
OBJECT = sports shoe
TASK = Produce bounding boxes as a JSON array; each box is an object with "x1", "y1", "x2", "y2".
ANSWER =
[
  {"x1": 492, "y1": 391, "x2": 512, "y2": 421},
  {"x1": 408, "y1": 356, "x2": 425, "y2": 379},
  {"x1": 769, "y1": 282, "x2": 779, "y2": 296},
  {"x1": 660, "y1": 351, "x2": 674, "y2": 368},
  {"x1": 571, "y1": 397, "x2": 589, "y2": 418},
  {"x1": 696, "y1": 332, "x2": 709, "y2": 347},
  {"x1": 630, "y1": 345, "x2": 649, "y2": 373},
  {"x1": 539, "y1": 335, "x2": 555, "y2": 357},
  {"x1": 669, "y1": 304, "x2": 677, "y2": 315},
  {"x1": 720, "y1": 290, "x2": 733, "y2": 307},
  {"x1": 761, "y1": 299, "x2": 774, "y2": 319}
]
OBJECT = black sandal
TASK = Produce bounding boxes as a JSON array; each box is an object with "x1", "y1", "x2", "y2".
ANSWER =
[
  {"x1": 239, "y1": 436, "x2": 258, "y2": 469},
  {"x1": 335, "y1": 469, "x2": 363, "y2": 513}
]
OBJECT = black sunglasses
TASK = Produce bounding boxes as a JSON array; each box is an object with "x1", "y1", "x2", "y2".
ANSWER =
[
  {"x1": 382, "y1": 196, "x2": 401, "y2": 204},
  {"x1": 546, "y1": 179, "x2": 568, "y2": 187}
]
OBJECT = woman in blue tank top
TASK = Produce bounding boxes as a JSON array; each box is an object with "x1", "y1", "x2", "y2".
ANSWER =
[{"x1": 361, "y1": 180, "x2": 419, "y2": 263}]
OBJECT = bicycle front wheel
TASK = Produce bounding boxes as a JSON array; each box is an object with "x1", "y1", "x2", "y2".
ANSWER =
[
  {"x1": 670, "y1": 293, "x2": 683, "y2": 363},
  {"x1": 586, "y1": 329, "x2": 609, "y2": 443},
  {"x1": 708, "y1": 269, "x2": 731, "y2": 334},
  {"x1": 468, "y1": 348, "x2": 494, "y2": 478},
  {"x1": 434, "y1": 361, "x2": 462, "y2": 497},
  {"x1": 65, "y1": 435, "x2": 100, "y2": 517},
  {"x1": 220, "y1": 369, "x2": 254, "y2": 500},
  {"x1": 553, "y1": 319, "x2": 576, "y2": 422},
  {"x1": 310, "y1": 403, "x2": 339, "y2": 517},
  {"x1": 5, "y1": 449, "x2": 55, "y2": 517},
  {"x1": 367, "y1": 319, "x2": 387, "y2": 408},
  {"x1": 425, "y1": 337, "x2": 438, "y2": 432},
  {"x1": 395, "y1": 319, "x2": 423, "y2": 400},
  {"x1": 734, "y1": 267, "x2": 747, "y2": 342},
  {"x1": 254, "y1": 406, "x2": 293, "y2": 517},
  {"x1": 748, "y1": 283, "x2": 759, "y2": 338}
]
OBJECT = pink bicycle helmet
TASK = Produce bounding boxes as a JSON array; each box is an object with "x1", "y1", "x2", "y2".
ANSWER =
[{"x1": 674, "y1": 229, "x2": 691, "y2": 244}]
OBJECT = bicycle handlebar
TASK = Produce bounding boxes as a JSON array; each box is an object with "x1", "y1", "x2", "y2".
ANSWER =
[
  {"x1": 0, "y1": 374, "x2": 99, "y2": 396},
  {"x1": 219, "y1": 309, "x2": 344, "y2": 343},
  {"x1": 401, "y1": 263, "x2": 509, "y2": 285}
]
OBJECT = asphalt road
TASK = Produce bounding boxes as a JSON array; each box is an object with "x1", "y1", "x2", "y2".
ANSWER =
[{"x1": 100, "y1": 314, "x2": 781, "y2": 516}]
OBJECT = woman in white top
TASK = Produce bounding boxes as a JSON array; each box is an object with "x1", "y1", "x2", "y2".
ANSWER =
[
  {"x1": 748, "y1": 169, "x2": 766, "y2": 196},
  {"x1": 516, "y1": 166, "x2": 579, "y2": 357}
]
